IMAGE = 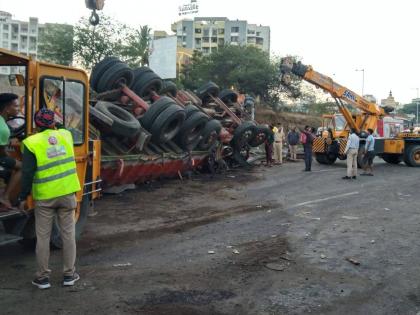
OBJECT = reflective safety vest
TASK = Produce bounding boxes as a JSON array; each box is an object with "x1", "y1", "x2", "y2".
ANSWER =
[{"x1": 22, "y1": 129, "x2": 81, "y2": 200}]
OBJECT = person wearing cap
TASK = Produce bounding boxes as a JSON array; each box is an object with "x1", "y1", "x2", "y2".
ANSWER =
[
  {"x1": 0, "y1": 93, "x2": 22, "y2": 209},
  {"x1": 17, "y1": 108, "x2": 81, "y2": 290}
]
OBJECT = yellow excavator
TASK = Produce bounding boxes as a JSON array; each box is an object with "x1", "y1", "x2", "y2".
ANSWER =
[{"x1": 280, "y1": 57, "x2": 420, "y2": 167}]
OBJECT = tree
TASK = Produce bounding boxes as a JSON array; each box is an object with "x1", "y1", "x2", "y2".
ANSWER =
[
  {"x1": 38, "y1": 23, "x2": 74, "y2": 66},
  {"x1": 73, "y1": 13, "x2": 129, "y2": 70},
  {"x1": 400, "y1": 102, "x2": 419, "y2": 116},
  {"x1": 180, "y1": 45, "x2": 278, "y2": 101},
  {"x1": 121, "y1": 25, "x2": 152, "y2": 67}
]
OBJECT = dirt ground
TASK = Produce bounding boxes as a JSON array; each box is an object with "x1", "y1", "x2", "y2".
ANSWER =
[{"x1": 1, "y1": 159, "x2": 420, "y2": 315}]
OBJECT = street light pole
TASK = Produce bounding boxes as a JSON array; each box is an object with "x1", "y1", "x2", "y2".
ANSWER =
[
  {"x1": 411, "y1": 88, "x2": 419, "y2": 126},
  {"x1": 355, "y1": 69, "x2": 365, "y2": 96}
]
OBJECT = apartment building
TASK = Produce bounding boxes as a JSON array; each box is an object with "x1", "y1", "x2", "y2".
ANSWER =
[
  {"x1": 171, "y1": 17, "x2": 270, "y2": 55},
  {"x1": 0, "y1": 11, "x2": 42, "y2": 74}
]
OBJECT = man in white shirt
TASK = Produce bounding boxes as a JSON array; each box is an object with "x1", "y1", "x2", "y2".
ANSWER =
[
  {"x1": 272, "y1": 124, "x2": 285, "y2": 165},
  {"x1": 343, "y1": 129, "x2": 360, "y2": 179},
  {"x1": 361, "y1": 128, "x2": 375, "y2": 176}
]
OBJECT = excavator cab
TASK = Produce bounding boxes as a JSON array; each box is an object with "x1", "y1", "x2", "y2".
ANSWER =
[{"x1": 0, "y1": 48, "x2": 101, "y2": 247}]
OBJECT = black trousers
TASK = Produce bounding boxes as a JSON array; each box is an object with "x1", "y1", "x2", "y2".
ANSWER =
[{"x1": 304, "y1": 147, "x2": 312, "y2": 171}]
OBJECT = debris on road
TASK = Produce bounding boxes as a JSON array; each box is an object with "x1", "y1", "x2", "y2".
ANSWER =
[
  {"x1": 113, "y1": 263, "x2": 132, "y2": 267},
  {"x1": 232, "y1": 249, "x2": 240, "y2": 254},
  {"x1": 384, "y1": 208, "x2": 391, "y2": 211},
  {"x1": 256, "y1": 205, "x2": 263, "y2": 208},
  {"x1": 295, "y1": 211, "x2": 321, "y2": 221},
  {"x1": 208, "y1": 250, "x2": 215, "y2": 254},
  {"x1": 265, "y1": 263, "x2": 286, "y2": 271},
  {"x1": 341, "y1": 216, "x2": 360, "y2": 220},
  {"x1": 345, "y1": 257, "x2": 360, "y2": 265},
  {"x1": 320, "y1": 254, "x2": 327, "y2": 259},
  {"x1": 371, "y1": 240, "x2": 376, "y2": 244}
]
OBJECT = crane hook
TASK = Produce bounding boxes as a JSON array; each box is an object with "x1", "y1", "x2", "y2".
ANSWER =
[{"x1": 89, "y1": 9, "x2": 100, "y2": 26}]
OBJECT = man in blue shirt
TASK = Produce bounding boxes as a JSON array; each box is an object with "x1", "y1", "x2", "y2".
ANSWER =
[{"x1": 361, "y1": 128, "x2": 375, "y2": 176}]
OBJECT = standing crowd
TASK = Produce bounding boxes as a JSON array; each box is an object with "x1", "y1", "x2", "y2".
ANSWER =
[
  {"x1": 264, "y1": 124, "x2": 376, "y2": 178},
  {"x1": 264, "y1": 124, "x2": 316, "y2": 171}
]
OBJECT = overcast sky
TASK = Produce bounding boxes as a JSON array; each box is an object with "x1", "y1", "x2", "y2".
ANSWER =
[{"x1": 1, "y1": 0, "x2": 419, "y2": 104}]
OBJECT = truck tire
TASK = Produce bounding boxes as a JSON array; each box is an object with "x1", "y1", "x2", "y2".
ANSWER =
[
  {"x1": 315, "y1": 153, "x2": 337, "y2": 165},
  {"x1": 184, "y1": 104, "x2": 200, "y2": 118},
  {"x1": 231, "y1": 121, "x2": 257, "y2": 150},
  {"x1": 132, "y1": 71, "x2": 162, "y2": 99},
  {"x1": 160, "y1": 80, "x2": 178, "y2": 97},
  {"x1": 196, "y1": 81, "x2": 220, "y2": 103},
  {"x1": 133, "y1": 66, "x2": 153, "y2": 78},
  {"x1": 219, "y1": 89, "x2": 238, "y2": 104},
  {"x1": 51, "y1": 195, "x2": 90, "y2": 249},
  {"x1": 176, "y1": 111, "x2": 209, "y2": 149},
  {"x1": 382, "y1": 153, "x2": 402, "y2": 164},
  {"x1": 140, "y1": 96, "x2": 174, "y2": 130},
  {"x1": 403, "y1": 145, "x2": 420, "y2": 167},
  {"x1": 249, "y1": 125, "x2": 271, "y2": 147},
  {"x1": 197, "y1": 119, "x2": 222, "y2": 151},
  {"x1": 95, "y1": 101, "x2": 140, "y2": 137},
  {"x1": 96, "y1": 62, "x2": 134, "y2": 93},
  {"x1": 150, "y1": 105, "x2": 186, "y2": 143},
  {"x1": 90, "y1": 57, "x2": 120, "y2": 91}
]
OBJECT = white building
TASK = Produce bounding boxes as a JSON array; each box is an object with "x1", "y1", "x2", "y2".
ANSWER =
[{"x1": 0, "y1": 11, "x2": 43, "y2": 74}]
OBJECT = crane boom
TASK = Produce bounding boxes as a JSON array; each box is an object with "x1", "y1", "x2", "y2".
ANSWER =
[{"x1": 279, "y1": 58, "x2": 393, "y2": 134}]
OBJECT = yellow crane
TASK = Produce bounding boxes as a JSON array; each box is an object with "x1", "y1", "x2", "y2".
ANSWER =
[{"x1": 280, "y1": 57, "x2": 420, "y2": 167}]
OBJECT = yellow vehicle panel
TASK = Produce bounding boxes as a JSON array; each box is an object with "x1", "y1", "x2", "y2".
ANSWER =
[{"x1": 384, "y1": 139, "x2": 404, "y2": 154}]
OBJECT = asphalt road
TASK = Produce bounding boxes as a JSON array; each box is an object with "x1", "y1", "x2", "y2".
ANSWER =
[{"x1": 1, "y1": 159, "x2": 420, "y2": 315}]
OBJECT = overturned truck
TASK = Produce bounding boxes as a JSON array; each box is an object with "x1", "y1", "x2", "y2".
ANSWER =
[{"x1": 88, "y1": 58, "x2": 271, "y2": 189}]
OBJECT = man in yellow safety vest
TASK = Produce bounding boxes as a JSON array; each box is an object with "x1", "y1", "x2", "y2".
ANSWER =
[{"x1": 18, "y1": 108, "x2": 81, "y2": 289}]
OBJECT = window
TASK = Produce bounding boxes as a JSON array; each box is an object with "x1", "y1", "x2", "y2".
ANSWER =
[
  {"x1": 203, "y1": 29, "x2": 209, "y2": 37},
  {"x1": 218, "y1": 28, "x2": 225, "y2": 35},
  {"x1": 231, "y1": 27, "x2": 239, "y2": 33},
  {"x1": 211, "y1": 37, "x2": 217, "y2": 43},
  {"x1": 230, "y1": 36, "x2": 239, "y2": 42},
  {"x1": 41, "y1": 78, "x2": 85, "y2": 144},
  {"x1": 3, "y1": 24, "x2": 9, "y2": 31},
  {"x1": 334, "y1": 115, "x2": 346, "y2": 131},
  {"x1": 195, "y1": 28, "x2": 202, "y2": 34},
  {"x1": 202, "y1": 47, "x2": 210, "y2": 53},
  {"x1": 203, "y1": 37, "x2": 209, "y2": 43}
]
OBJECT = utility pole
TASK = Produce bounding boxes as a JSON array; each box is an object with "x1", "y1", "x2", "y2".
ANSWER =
[
  {"x1": 411, "y1": 88, "x2": 419, "y2": 126},
  {"x1": 355, "y1": 69, "x2": 365, "y2": 96}
]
